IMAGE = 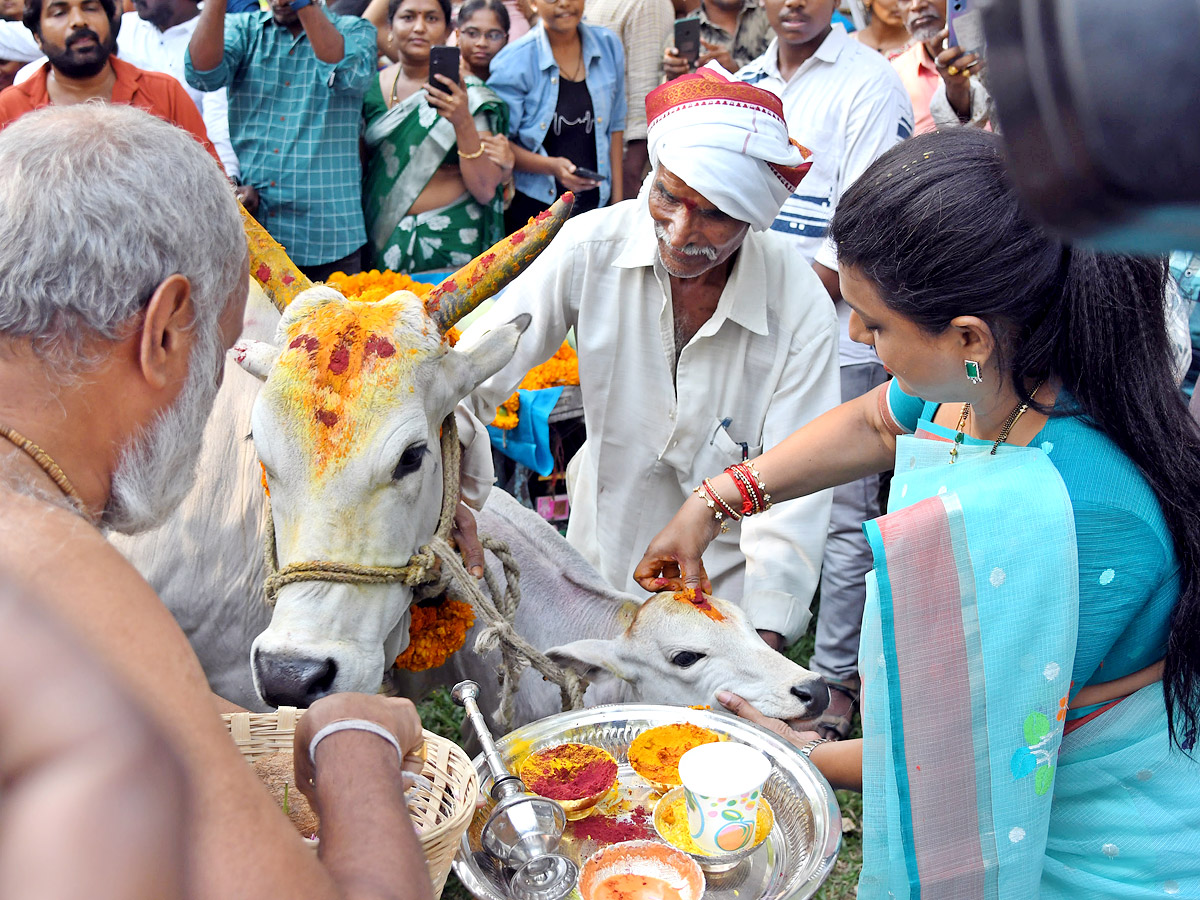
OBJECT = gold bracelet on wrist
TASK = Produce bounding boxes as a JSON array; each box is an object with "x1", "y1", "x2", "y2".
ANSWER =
[{"x1": 458, "y1": 144, "x2": 486, "y2": 160}]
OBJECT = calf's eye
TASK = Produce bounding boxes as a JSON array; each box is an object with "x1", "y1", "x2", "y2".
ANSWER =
[
  {"x1": 392, "y1": 442, "x2": 428, "y2": 480},
  {"x1": 670, "y1": 650, "x2": 706, "y2": 668}
]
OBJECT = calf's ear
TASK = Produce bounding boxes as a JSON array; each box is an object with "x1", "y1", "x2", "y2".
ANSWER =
[
  {"x1": 546, "y1": 638, "x2": 634, "y2": 692},
  {"x1": 230, "y1": 339, "x2": 280, "y2": 381}
]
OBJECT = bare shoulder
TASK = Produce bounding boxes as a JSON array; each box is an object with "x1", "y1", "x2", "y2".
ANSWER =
[
  {"x1": 0, "y1": 490, "x2": 200, "y2": 687},
  {"x1": 0, "y1": 489, "x2": 331, "y2": 896}
]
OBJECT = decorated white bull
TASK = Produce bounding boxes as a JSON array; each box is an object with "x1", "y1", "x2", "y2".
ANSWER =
[{"x1": 112, "y1": 200, "x2": 828, "y2": 726}]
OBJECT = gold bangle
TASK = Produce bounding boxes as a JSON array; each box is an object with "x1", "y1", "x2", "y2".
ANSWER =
[{"x1": 458, "y1": 144, "x2": 486, "y2": 160}]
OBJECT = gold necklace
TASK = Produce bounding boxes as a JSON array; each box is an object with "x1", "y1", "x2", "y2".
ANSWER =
[
  {"x1": 0, "y1": 424, "x2": 88, "y2": 511},
  {"x1": 949, "y1": 380, "x2": 1046, "y2": 464}
]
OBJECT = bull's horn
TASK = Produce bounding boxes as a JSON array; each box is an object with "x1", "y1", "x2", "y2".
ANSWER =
[
  {"x1": 240, "y1": 203, "x2": 312, "y2": 312},
  {"x1": 425, "y1": 192, "x2": 575, "y2": 333}
]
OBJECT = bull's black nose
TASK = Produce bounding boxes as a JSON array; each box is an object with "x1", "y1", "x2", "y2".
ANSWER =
[
  {"x1": 791, "y1": 676, "x2": 830, "y2": 717},
  {"x1": 254, "y1": 650, "x2": 338, "y2": 708}
]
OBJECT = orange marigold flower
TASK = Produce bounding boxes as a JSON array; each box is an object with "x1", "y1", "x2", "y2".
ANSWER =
[
  {"x1": 327, "y1": 269, "x2": 433, "y2": 301},
  {"x1": 394, "y1": 599, "x2": 476, "y2": 672},
  {"x1": 491, "y1": 342, "x2": 579, "y2": 429}
]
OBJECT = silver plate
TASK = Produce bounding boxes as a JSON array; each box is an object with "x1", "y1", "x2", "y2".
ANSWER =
[{"x1": 452, "y1": 704, "x2": 841, "y2": 900}]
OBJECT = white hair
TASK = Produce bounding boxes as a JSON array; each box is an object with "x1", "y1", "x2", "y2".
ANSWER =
[{"x1": 0, "y1": 103, "x2": 245, "y2": 370}]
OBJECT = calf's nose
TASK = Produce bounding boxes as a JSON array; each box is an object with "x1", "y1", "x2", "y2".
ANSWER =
[
  {"x1": 791, "y1": 675, "x2": 830, "y2": 717},
  {"x1": 255, "y1": 649, "x2": 338, "y2": 708}
]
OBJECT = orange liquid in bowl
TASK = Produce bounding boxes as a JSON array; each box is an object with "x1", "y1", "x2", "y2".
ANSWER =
[{"x1": 592, "y1": 874, "x2": 685, "y2": 900}]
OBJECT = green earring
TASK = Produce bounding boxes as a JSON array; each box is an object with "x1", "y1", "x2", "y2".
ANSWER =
[{"x1": 965, "y1": 359, "x2": 983, "y2": 384}]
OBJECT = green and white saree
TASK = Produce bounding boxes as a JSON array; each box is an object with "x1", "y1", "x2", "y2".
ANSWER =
[{"x1": 362, "y1": 74, "x2": 508, "y2": 273}]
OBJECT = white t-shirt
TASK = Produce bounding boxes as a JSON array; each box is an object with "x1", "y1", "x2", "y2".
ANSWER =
[
  {"x1": 737, "y1": 25, "x2": 913, "y2": 367},
  {"x1": 455, "y1": 197, "x2": 841, "y2": 643}
]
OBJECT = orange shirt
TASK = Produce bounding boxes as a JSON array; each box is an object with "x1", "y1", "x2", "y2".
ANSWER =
[
  {"x1": 890, "y1": 41, "x2": 939, "y2": 135},
  {"x1": 0, "y1": 56, "x2": 223, "y2": 171}
]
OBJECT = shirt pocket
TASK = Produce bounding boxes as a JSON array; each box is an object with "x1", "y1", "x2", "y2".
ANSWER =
[{"x1": 688, "y1": 418, "x2": 763, "y2": 488}]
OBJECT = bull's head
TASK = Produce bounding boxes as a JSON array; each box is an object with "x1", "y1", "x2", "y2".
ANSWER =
[{"x1": 233, "y1": 197, "x2": 572, "y2": 707}]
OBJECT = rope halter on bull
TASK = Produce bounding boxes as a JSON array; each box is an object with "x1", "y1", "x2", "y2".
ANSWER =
[{"x1": 244, "y1": 195, "x2": 586, "y2": 729}]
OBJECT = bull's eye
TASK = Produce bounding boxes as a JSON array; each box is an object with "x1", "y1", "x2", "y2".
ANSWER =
[
  {"x1": 670, "y1": 650, "x2": 706, "y2": 668},
  {"x1": 392, "y1": 442, "x2": 428, "y2": 480}
]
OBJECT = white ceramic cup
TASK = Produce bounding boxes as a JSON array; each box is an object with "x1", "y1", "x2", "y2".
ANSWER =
[{"x1": 677, "y1": 742, "x2": 771, "y2": 855}]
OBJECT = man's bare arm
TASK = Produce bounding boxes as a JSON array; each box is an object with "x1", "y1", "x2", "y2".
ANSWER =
[{"x1": 0, "y1": 497, "x2": 435, "y2": 900}]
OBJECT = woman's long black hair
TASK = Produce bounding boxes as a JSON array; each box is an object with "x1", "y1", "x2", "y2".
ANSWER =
[{"x1": 830, "y1": 128, "x2": 1200, "y2": 750}]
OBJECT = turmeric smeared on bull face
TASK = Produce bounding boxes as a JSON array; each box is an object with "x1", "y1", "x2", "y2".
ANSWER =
[
  {"x1": 270, "y1": 291, "x2": 441, "y2": 480},
  {"x1": 672, "y1": 588, "x2": 725, "y2": 622}
]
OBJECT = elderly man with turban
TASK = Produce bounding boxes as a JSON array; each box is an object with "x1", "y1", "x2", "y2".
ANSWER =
[{"x1": 455, "y1": 67, "x2": 840, "y2": 658}]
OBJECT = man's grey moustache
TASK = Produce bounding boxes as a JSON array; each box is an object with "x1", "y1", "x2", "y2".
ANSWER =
[{"x1": 653, "y1": 223, "x2": 719, "y2": 260}]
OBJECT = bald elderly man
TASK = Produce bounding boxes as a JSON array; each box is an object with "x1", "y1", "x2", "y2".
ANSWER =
[{"x1": 456, "y1": 67, "x2": 840, "y2": 653}]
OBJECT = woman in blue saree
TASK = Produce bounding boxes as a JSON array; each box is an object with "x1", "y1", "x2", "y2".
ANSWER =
[
  {"x1": 636, "y1": 129, "x2": 1200, "y2": 899},
  {"x1": 363, "y1": 0, "x2": 511, "y2": 272}
]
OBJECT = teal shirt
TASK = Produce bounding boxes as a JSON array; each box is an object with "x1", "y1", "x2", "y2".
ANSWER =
[
  {"x1": 185, "y1": 11, "x2": 377, "y2": 265},
  {"x1": 885, "y1": 379, "x2": 1177, "y2": 704}
]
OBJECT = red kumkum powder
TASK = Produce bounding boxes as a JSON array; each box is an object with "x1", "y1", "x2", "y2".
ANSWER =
[
  {"x1": 521, "y1": 743, "x2": 618, "y2": 801},
  {"x1": 568, "y1": 805, "x2": 654, "y2": 843}
]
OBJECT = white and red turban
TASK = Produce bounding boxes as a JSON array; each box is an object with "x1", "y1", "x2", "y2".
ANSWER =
[{"x1": 645, "y1": 65, "x2": 812, "y2": 231}]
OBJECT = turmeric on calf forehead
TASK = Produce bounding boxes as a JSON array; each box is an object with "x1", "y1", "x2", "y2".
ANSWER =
[
  {"x1": 267, "y1": 292, "x2": 446, "y2": 478},
  {"x1": 629, "y1": 590, "x2": 731, "y2": 634}
]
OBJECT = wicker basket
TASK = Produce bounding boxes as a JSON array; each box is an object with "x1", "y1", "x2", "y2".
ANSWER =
[{"x1": 224, "y1": 707, "x2": 479, "y2": 898}]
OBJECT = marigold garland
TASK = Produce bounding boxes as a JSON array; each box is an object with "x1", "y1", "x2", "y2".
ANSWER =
[
  {"x1": 394, "y1": 598, "x2": 476, "y2": 671},
  {"x1": 492, "y1": 342, "x2": 579, "y2": 430},
  {"x1": 320, "y1": 268, "x2": 469, "y2": 671}
]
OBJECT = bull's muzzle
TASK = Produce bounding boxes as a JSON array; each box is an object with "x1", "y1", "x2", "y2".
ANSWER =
[{"x1": 254, "y1": 648, "x2": 338, "y2": 709}]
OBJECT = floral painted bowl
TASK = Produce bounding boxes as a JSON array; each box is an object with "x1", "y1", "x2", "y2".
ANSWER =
[{"x1": 652, "y1": 787, "x2": 774, "y2": 874}]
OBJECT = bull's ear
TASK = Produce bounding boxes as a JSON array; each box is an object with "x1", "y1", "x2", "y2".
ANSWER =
[
  {"x1": 436, "y1": 314, "x2": 530, "y2": 412},
  {"x1": 546, "y1": 638, "x2": 635, "y2": 692},
  {"x1": 230, "y1": 339, "x2": 281, "y2": 381}
]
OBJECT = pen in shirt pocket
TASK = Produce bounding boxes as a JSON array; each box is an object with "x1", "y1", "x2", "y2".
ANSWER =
[{"x1": 716, "y1": 417, "x2": 749, "y2": 460}]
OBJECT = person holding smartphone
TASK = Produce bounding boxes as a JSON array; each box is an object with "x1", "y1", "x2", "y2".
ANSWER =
[
  {"x1": 362, "y1": 0, "x2": 510, "y2": 272},
  {"x1": 487, "y1": 0, "x2": 625, "y2": 229}
]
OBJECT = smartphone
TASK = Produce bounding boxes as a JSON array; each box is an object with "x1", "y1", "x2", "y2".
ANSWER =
[
  {"x1": 674, "y1": 17, "x2": 701, "y2": 68},
  {"x1": 947, "y1": 0, "x2": 986, "y2": 57},
  {"x1": 571, "y1": 166, "x2": 603, "y2": 182},
  {"x1": 428, "y1": 45, "x2": 460, "y2": 92}
]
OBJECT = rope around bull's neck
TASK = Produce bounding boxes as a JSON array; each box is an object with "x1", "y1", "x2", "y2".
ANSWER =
[{"x1": 260, "y1": 415, "x2": 586, "y2": 730}]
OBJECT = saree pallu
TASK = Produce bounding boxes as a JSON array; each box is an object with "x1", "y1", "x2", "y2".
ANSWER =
[
  {"x1": 858, "y1": 435, "x2": 1080, "y2": 899},
  {"x1": 857, "y1": 433, "x2": 1200, "y2": 898},
  {"x1": 363, "y1": 77, "x2": 507, "y2": 272}
]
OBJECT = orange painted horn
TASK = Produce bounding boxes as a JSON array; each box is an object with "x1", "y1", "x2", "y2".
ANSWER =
[
  {"x1": 426, "y1": 192, "x2": 575, "y2": 333},
  {"x1": 240, "y1": 203, "x2": 312, "y2": 312}
]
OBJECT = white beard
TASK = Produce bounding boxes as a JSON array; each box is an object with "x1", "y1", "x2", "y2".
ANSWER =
[{"x1": 102, "y1": 330, "x2": 222, "y2": 535}]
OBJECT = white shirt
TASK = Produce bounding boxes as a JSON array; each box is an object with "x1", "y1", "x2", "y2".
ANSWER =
[
  {"x1": 456, "y1": 198, "x2": 841, "y2": 643},
  {"x1": 5, "y1": 13, "x2": 239, "y2": 178},
  {"x1": 738, "y1": 25, "x2": 913, "y2": 367}
]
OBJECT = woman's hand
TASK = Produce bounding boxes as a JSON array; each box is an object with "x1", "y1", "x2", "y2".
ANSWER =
[
  {"x1": 633, "y1": 492, "x2": 718, "y2": 594},
  {"x1": 717, "y1": 691, "x2": 822, "y2": 749},
  {"x1": 549, "y1": 157, "x2": 601, "y2": 193},
  {"x1": 425, "y1": 74, "x2": 473, "y2": 129},
  {"x1": 481, "y1": 133, "x2": 514, "y2": 178},
  {"x1": 933, "y1": 27, "x2": 981, "y2": 120}
]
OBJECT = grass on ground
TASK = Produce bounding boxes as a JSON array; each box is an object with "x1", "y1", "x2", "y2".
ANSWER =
[{"x1": 416, "y1": 596, "x2": 861, "y2": 899}]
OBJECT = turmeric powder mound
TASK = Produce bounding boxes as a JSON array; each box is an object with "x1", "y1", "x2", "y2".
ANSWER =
[{"x1": 628, "y1": 724, "x2": 720, "y2": 787}]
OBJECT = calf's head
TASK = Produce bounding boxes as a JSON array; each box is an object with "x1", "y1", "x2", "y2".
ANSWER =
[{"x1": 547, "y1": 590, "x2": 829, "y2": 720}]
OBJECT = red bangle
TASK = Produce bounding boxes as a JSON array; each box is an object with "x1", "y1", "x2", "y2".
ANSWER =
[{"x1": 727, "y1": 467, "x2": 757, "y2": 516}]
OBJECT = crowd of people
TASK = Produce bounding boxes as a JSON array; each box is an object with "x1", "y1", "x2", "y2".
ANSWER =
[{"x1": 1, "y1": 0, "x2": 1198, "y2": 898}]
